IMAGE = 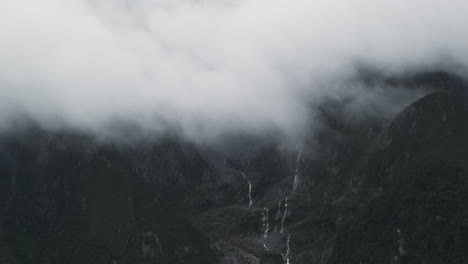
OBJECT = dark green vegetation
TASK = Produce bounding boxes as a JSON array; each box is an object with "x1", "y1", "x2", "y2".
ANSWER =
[
  {"x1": 1, "y1": 73, "x2": 468, "y2": 263},
  {"x1": 0, "y1": 135, "x2": 217, "y2": 264}
]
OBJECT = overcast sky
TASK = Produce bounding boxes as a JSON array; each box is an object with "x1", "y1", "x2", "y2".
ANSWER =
[{"x1": 1, "y1": 0, "x2": 467, "y2": 142}]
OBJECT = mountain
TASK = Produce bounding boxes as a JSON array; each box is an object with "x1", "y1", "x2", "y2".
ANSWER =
[{"x1": 1, "y1": 73, "x2": 468, "y2": 263}]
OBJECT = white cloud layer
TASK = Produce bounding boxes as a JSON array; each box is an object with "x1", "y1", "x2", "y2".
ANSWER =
[{"x1": 1, "y1": 0, "x2": 467, "y2": 141}]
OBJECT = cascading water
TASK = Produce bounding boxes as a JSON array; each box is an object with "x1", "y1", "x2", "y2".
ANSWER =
[
  {"x1": 292, "y1": 147, "x2": 301, "y2": 194},
  {"x1": 280, "y1": 197, "x2": 288, "y2": 234},
  {"x1": 230, "y1": 147, "x2": 302, "y2": 262},
  {"x1": 274, "y1": 200, "x2": 282, "y2": 232},
  {"x1": 262, "y1": 207, "x2": 270, "y2": 250},
  {"x1": 281, "y1": 233, "x2": 291, "y2": 264},
  {"x1": 248, "y1": 180, "x2": 253, "y2": 207},
  {"x1": 262, "y1": 207, "x2": 269, "y2": 238}
]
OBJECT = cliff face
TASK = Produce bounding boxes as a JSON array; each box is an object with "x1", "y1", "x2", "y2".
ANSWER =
[
  {"x1": 0, "y1": 133, "x2": 218, "y2": 264},
  {"x1": 1, "y1": 81, "x2": 468, "y2": 263},
  {"x1": 330, "y1": 92, "x2": 468, "y2": 263}
]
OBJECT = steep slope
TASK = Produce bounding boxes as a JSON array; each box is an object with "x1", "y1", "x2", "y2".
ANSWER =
[
  {"x1": 0, "y1": 132, "x2": 216, "y2": 263},
  {"x1": 330, "y1": 91, "x2": 468, "y2": 263},
  {"x1": 1, "y1": 82, "x2": 468, "y2": 263}
]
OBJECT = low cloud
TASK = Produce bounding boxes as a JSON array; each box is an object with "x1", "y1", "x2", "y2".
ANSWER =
[{"x1": 1, "y1": 0, "x2": 467, "y2": 143}]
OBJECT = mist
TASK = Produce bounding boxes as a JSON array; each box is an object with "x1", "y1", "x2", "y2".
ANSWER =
[{"x1": 1, "y1": 0, "x2": 467, "y2": 143}]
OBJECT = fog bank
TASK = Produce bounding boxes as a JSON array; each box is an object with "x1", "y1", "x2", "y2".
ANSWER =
[{"x1": 1, "y1": 0, "x2": 467, "y2": 142}]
